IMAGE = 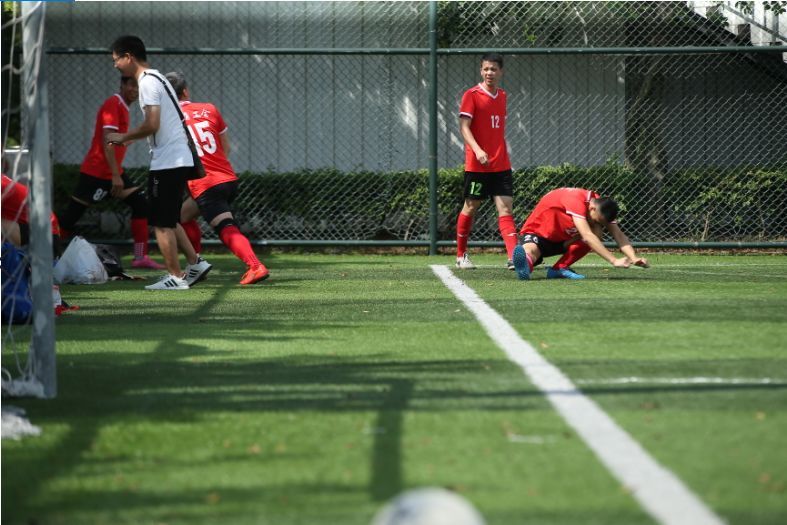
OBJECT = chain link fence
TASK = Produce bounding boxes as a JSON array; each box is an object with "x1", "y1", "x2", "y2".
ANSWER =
[{"x1": 44, "y1": 1, "x2": 787, "y2": 247}]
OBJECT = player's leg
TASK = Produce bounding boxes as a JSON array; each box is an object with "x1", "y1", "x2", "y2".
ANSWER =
[
  {"x1": 493, "y1": 195, "x2": 517, "y2": 268},
  {"x1": 198, "y1": 181, "x2": 268, "y2": 284},
  {"x1": 512, "y1": 233, "x2": 543, "y2": 281},
  {"x1": 457, "y1": 171, "x2": 486, "y2": 269},
  {"x1": 144, "y1": 169, "x2": 191, "y2": 290},
  {"x1": 119, "y1": 176, "x2": 164, "y2": 270},
  {"x1": 58, "y1": 173, "x2": 106, "y2": 240},
  {"x1": 547, "y1": 235, "x2": 590, "y2": 280},
  {"x1": 179, "y1": 197, "x2": 202, "y2": 254}
]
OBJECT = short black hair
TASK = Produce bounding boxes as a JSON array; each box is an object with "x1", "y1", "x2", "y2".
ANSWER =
[
  {"x1": 594, "y1": 197, "x2": 620, "y2": 223},
  {"x1": 165, "y1": 71, "x2": 187, "y2": 98},
  {"x1": 111, "y1": 35, "x2": 146, "y2": 62},
  {"x1": 120, "y1": 76, "x2": 134, "y2": 85},
  {"x1": 481, "y1": 52, "x2": 503, "y2": 69}
]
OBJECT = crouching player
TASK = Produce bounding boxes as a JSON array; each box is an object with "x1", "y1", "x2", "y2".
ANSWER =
[
  {"x1": 512, "y1": 187, "x2": 649, "y2": 280},
  {"x1": 165, "y1": 71, "x2": 269, "y2": 285},
  {"x1": 2, "y1": 174, "x2": 63, "y2": 257}
]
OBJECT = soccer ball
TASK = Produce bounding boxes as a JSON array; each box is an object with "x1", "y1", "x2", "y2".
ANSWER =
[{"x1": 370, "y1": 487, "x2": 486, "y2": 525}]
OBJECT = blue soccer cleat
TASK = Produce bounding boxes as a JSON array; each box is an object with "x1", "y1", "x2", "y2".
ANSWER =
[
  {"x1": 512, "y1": 245, "x2": 530, "y2": 280},
  {"x1": 546, "y1": 267, "x2": 585, "y2": 280}
]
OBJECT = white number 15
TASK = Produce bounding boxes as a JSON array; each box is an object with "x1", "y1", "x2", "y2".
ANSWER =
[{"x1": 188, "y1": 121, "x2": 217, "y2": 156}]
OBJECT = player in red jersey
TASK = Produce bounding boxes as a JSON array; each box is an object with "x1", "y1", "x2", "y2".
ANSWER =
[
  {"x1": 58, "y1": 75, "x2": 164, "y2": 270},
  {"x1": 455, "y1": 53, "x2": 518, "y2": 271},
  {"x1": 512, "y1": 187, "x2": 649, "y2": 280},
  {"x1": 2, "y1": 174, "x2": 62, "y2": 256},
  {"x1": 165, "y1": 71, "x2": 269, "y2": 285}
]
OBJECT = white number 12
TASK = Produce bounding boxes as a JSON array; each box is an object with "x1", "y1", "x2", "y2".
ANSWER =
[{"x1": 490, "y1": 115, "x2": 500, "y2": 129}]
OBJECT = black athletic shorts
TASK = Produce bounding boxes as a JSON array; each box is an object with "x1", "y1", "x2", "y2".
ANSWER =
[
  {"x1": 463, "y1": 169, "x2": 513, "y2": 200},
  {"x1": 196, "y1": 180, "x2": 239, "y2": 224},
  {"x1": 148, "y1": 167, "x2": 189, "y2": 228},
  {"x1": 520, "y1": 233, "x2": 567, "y2": 267},
  {"x1": 73, "y1": 172, "x2": 139, "y2": 204}
]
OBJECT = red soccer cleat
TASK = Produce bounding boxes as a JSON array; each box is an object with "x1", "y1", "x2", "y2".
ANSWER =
[{"x1": 240, "y1": 265, "x2": 269, "y2": 285}]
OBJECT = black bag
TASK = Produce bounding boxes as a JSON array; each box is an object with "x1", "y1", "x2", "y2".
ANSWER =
[
  {"x1": 93, "y1": 244, "x2": 134, "y2": 280},
  {"x1": 144, "y1": 71, "x2": 206, "y2": 180}
]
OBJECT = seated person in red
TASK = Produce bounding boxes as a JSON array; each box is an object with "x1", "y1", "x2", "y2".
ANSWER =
[
  {"x1": 2, "y1": 174, "x2": 62, "y2": 256},
  {"x1": 512, "y1": 187, "x2": 649, "y2": 280}
]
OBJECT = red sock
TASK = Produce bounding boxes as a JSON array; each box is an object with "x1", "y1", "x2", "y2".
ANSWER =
[
  {"x1": 130, "y1": 218, "x2": 149, "y2": 258},
  {"x1": 181, "y1": 220, "x2": 202, "y2": 254},
  {"x1": 498, "y1": 215, "x2": 518, "y2": 260},
  {"x1": 219, "y1": 225, "x2": 261, "y2": 268},
  {"x1": 526, "y1": 253, "x2": 534, "y2": 272},
  {"x1": 456, "y1": 213, "x2": 473, "y2": 257},
  {"x1": 554, "y1": 241, "x2": 591, "y2": 269}
]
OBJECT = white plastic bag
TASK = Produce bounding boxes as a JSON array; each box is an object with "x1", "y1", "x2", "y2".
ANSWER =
[{"x1": 53, "y1": 236, "x2": 108, "y2": 284}]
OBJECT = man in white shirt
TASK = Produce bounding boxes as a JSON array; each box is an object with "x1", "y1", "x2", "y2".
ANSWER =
[{"x1": 107, "y1": 35, "x2": 211, "y2": 290}]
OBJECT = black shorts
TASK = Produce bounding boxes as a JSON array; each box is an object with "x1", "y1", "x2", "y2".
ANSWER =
[
  {"x1": 463, "y1": 169, "x2": 513, "y2": 200},
  {"x1": 148, "y1": 167, "x2": 189, "y2": 228},
  {"x1": 520, "y1": 233, "x2": 567, "y2": 267},
  {"x1": 196, "y1": 180, "x2": 239, "y2": 223},
  {"x1": 73, "y1": 172, "x2": 139, "y2": 204}
]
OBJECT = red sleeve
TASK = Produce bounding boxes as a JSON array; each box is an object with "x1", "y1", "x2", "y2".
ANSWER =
[
  {"x1": 213, "y1": 105, "x2": 228, "y2": 134},
  {"x1": 459, "y1": 89, "x2": 475, "y2": 119},
  {"x1": 99, "y1": 97, "x2": 121, "y2": 130}
]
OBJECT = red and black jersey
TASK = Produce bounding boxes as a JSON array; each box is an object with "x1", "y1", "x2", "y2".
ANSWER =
[
  {"x1": 459, "y1": 83, "x2": 510, "y2": 172},
  {"x1": 80, "y1": 94, "x2": 130, "y2": 180},
  {"x1": 520, "y1": 188, "x2": 607, "y2": 242},
  {"x1": 179, "y1": 101, "x2": 238, "y2": 199}
]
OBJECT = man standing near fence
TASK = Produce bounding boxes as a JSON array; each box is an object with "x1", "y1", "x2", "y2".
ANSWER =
[
  {"x1": 107, "y1": 35, "x2": 211, "y2": 290},
  {"x1": 58, "y1": 75, "x2": 164, "y2": 270},
  {"x1": 165, "y1": 71, "x2": 269, "y2": 285},
  {"x1": 512, "y1": 187, "x2": 649, "y2": 280},
  {"x1": 455, "y1": 52, "x2": 519, "y2": 270}
]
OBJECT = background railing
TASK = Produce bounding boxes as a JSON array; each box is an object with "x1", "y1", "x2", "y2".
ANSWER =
[{"x1": 43, "y1": 1, "x2": 787, "y2": 249}]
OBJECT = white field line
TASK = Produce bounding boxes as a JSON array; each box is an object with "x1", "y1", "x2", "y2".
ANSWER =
[
  {"x1": 431, "y1": 265, "x2": 725, "y2": 525},
  {"x1": 575, "y1": 377, "x2": 785, "y2": 386}
]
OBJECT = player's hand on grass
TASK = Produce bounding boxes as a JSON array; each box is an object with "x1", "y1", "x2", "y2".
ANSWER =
[
  {"x1": 632, "y1": 257, "x2": 650, "y2": 268},
  {"x1": 612, "y1": 257, "x2": 630, "y2": 268}
]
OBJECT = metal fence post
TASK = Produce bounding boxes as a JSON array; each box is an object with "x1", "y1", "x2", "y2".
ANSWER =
[
  {"x1": 428, "y1": 0, "x2": 439, "y2": 255},
  {"x1": 23, "y1": 1, "x2": 57, "y2": 398}
]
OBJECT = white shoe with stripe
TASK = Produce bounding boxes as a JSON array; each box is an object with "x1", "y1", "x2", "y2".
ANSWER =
[{"x1": 145, "y1": 274, "x2": 189, "y2": 290}]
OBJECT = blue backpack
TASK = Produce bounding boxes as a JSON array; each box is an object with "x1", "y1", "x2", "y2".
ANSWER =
[{"x1": 1, "y1": 241, "x2": 33, "y2": 325}]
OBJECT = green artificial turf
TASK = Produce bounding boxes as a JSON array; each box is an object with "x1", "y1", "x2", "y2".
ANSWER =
[{"x1": 2, "y1": 252, "x2": 786, "y2": 525}]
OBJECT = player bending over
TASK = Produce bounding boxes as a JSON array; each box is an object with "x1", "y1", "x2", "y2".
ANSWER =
[
  {"x1": 512, "y1": 187, "x2": 649, "y2": 280},
  {"x1": 59, "y1": 75, "x2": 164, "y2": 270},
  {"x1": 165, "y1": 71, "x2": 269, "y2": 285}
]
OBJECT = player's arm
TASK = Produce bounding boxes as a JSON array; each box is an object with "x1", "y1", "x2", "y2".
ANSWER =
[
  {"x1": 572, "y1": 215, "x2": 629, "y2": 268},
  {"x1": 107, "y1": 105, "x2": 160, "y2": 145},
  {"x1": 101, "y1": 128, "x2": 124, "y2": 197},
  {"x1": 459, "y1": 117, "x2": 488, "y2": 166},
  {"x1": 606, "y1": 222, "x2": 649, "y2": 267},
  {"x1": 220, "y1": 131, "x2": 230, "y2": 157}
]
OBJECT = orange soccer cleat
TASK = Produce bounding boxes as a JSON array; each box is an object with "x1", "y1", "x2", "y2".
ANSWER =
[{"x1": 240, "y1": 265, "x2": 269, "y2": 285}]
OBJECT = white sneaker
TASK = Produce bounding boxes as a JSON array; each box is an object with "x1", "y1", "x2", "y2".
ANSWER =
[
  {"x1": 184, "y1": 257, "x2": 212, "y2": 286},
  {"x1": 145, "y1": 274, "x2": 189, "y2": 290},
  {"x1": 455, "y1": 253, "x2": 476, "y2": 269}
]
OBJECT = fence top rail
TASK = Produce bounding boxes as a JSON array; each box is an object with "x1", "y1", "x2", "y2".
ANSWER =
[{"x1": 47, "y1": 45, "x2": 787, "y2": 56}]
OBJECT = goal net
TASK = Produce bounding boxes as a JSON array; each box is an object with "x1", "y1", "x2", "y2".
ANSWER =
[{"x1": 2, "y1": 1, "x2": 56, "y2": 400}]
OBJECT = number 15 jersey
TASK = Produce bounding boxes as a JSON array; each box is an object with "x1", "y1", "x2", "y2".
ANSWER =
[
  {"x1": 459, "y1": 84, "x2": 510, "y2": 173},
  {"x1": 179, "y1": 101, "x2": 238, "y2": 199}
]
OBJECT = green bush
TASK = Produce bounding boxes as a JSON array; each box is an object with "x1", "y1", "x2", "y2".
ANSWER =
[{"x1": 51, "y1": 163, "x2": 787, "y2": 242}]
